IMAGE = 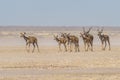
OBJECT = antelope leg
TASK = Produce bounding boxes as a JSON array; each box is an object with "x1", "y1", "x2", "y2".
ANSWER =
[{"x1": 32, "y1": 43, "x2": 35, "y2": 53}]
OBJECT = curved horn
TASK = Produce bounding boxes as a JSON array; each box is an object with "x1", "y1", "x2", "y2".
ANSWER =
[{"x1": 87, "y1": 27, "x2": 92, "y2": 33}]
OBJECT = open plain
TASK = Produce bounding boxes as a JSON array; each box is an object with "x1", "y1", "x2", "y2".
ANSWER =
[{"x1": 0, "y1": 27, "x2": 120, "y2": 80}]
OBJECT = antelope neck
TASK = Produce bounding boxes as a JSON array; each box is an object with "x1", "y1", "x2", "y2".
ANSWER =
[
  {"x1": 56, "y1": 37, "x2": 60, "y2": 42},
  {"x1": 23, "y1": 35, "x2": 28, "y2": 42}
]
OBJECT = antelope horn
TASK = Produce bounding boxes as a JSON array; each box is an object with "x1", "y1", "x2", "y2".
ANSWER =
[{"x1": 87, "y1": 27, "x2": 92, "y2": 33}]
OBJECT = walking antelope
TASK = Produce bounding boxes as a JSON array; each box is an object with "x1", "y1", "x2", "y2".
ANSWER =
[
  {"x1": 82, "y1": 27, "x2": 94, "y2": 51},
  {"x1": 20, "y1": 32, "x2": 39, "y2": 53},
  {"x1": 54, "y1": 35, "x2": 67, "y2": 52},
  {"x1": 64, "y1": 33, "x2": 80, "y2": 52},
  {"x1": 97, "y1": 28, "x2": 111, "y2": 50},
  {"x1": 80, "y1": 33, "x2": 93, "y2": 51}
]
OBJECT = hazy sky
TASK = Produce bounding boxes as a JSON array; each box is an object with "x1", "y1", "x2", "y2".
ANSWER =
[{"x1": 0, "y1": 0, "x2": 120, "y2": 26}]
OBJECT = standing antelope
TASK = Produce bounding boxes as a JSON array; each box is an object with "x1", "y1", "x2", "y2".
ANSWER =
[
  {"x1": 60, "y1": 33, "x2": 69, "y2": 47},
  {"x1": 20, "y1": 32, "x2": 40, "y2": 53},
  {"x1": 97, "y1": 28, "x2": 111, "y2": 50},
  {"x1": 82, "y1": 27, "x2": 94, "y2": 51},
  {"x1": 80, "y1": 33, "x2": 92, "y2": 51},
  {"x1": 65, "y1": 33, "x2": 80, "y2": 52},
  {"x1": 54, "y1": 35, "x2": 67, "y2": 52}
]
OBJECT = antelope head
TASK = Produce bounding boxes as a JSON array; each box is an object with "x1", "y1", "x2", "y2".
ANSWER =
[
  {"x1": 97, "y1": 28, "x2": 103, "y2": 36},
  {"x1": 80, "y1": 32, "x2": 86, "y2": 38},
  {"x1": 53, "y1": 35, "x2": 58, "y2": 40},
  {"x1": 20, "y1": 32, "x2": 26, "y2": 37},
  {"x1": 83, "y1": 27, "x2": 92, "y2": 35}
]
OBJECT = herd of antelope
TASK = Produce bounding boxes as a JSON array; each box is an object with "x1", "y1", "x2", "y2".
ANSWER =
[{"x1": 20, "y1": 27, "x2": 111, "y2": 53}]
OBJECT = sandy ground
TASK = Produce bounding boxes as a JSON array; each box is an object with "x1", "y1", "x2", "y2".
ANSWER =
[
  {"x1": 0, "y1": 27, "x2": 120, "y2": 80},
  {"x1": 0, "y1": 46, "x2": 120, "y2": 80}
]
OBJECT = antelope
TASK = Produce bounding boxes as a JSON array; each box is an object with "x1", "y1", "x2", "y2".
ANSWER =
[
  {"x1": 20, "y1": 32, "x2": 40, "y2": 53},
  {"x1": 97, "y1": 28, "x2": 111, "y2": 50},
  {"x1": 60, "y1": 33, "x2": 69, "y2": 45},
  {"x1": 54, "y1": 35, "x2": 67, "y2": 52},
  {"x1": 82, "y1": 27, "x2": 94, "y2": 51},
  {"x1": 80, "y1": 33, "x2": 92, "y2": 51},
  {"x1": 65, "y1": 33, "x2": 80, "y2": 52}
]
